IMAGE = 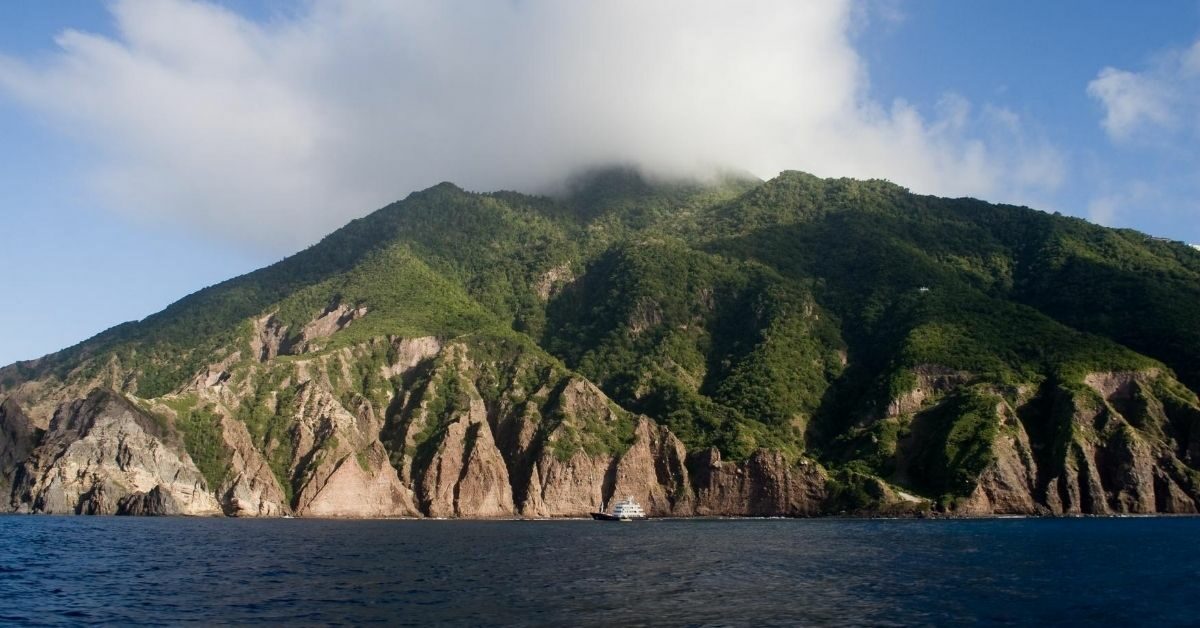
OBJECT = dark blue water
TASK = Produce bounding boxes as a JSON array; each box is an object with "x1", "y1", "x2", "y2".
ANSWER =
[{"x1": 0, "y1": 517, "x2": 1197, "y2": 626}]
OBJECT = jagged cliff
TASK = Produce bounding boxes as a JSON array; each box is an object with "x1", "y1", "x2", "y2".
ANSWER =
[
  {"x1": 3, "y1": 169, "x2": 1200, "y2": 517},
  {"x1": 0, "y1": 335, "x2": 833, "y2": 517},
  {"x1": 873, "y1": 368, "x2": 1200, "y2": 515}
]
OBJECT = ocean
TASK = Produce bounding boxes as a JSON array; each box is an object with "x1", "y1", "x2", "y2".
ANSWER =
[{"x1": 0, "y1": 516, "x2": 1197, "y2": 626}]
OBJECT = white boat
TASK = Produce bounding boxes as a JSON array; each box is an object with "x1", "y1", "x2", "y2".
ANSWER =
[{"x1": 590, "y1": 496, "x2": 646, "y2": 521}]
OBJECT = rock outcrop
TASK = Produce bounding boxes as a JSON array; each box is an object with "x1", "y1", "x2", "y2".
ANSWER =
[
  {"x1": 892, "y1": 370, "x2": 1200, "y2": 516},
  {"x1": 887, "y1": 365, "x2": 971, "y2": 418},
  {"x1": 216, "y1": 416, "x2": 289, "y2": 517},
  {"x1": 4, "y1": 343, "x2": 1199, "y2": 519},
  {"x1": 1030, "y1": 373, "x2": 1198, "y2": 515},
  {"x1": 117, "y1": 484, "x2": 182, "y2": 516},
  {"x1": 0, "y1": 398, "x2": 37, "y2": 495},
  {"x1": 10, "y1": 389, "x2": 221, "y2": 515},
  {"x1": 689, "y1": 448, "x2": 827, "y2": 516},
  {"x1": 956, "y1": 420, "x2": 1040, "y2": 514},
  {"x1": 285, "y1": 381, "x2": 419, "y2": 518},
  {"x1": 607, "y1": 419, "x2": 693, "y2": 516}
]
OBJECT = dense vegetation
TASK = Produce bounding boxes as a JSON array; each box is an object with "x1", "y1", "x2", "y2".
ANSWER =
[{"x1": 4, "y1": 167, "x2": 1199, "y2": 504}]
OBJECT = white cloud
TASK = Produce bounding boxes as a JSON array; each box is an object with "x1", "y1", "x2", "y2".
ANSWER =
[
  {"x1": 1088, "y1": 38, "x2": 1200, "y2": 142},
  {"x1": 1087, "y1": 68, "x2": 1174, "y2": 140},
  {"x1": 1085, "y1": 37, "x2": 1200, "y2": 241},
  {"x1": 0, "y1": 0, "x2": 1063, "y2": 252}
]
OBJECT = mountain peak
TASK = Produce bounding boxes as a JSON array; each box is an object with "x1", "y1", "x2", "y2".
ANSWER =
[{"x1": 3, "y1": 169, "x2": 1199, "y2": 519}]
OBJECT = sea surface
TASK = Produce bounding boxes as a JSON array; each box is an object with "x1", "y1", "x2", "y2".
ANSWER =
[{"x1": 0, "y1": 516, "x2": 1197, "y2": 626}]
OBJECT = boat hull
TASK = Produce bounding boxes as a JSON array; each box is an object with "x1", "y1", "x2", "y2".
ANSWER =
[{"x1": 590, "y1": 512, "x2": 644, "y2": 521}]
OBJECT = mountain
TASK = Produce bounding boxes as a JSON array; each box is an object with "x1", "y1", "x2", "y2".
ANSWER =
[{"x1": 3, "y1": 167, "x2": 1200, "y2": 517}]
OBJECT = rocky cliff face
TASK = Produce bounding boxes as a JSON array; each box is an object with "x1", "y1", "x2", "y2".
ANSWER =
[
  {"x1": 0, "y1": 398, "x2": 37, "y2": 497},
  {"x1": 884, "y1": 369, "x2": 1200, "y2": 515},
  {"x1": 4, "y1": 330, "x2": 1199, "y2": 519},
  {"x1": 9, "y1": 389, "x2": 220, "y2": 515},
  {"x1": 0, "y1": 334, "x2": 834, "y2": 517},
  {"x1": 117, "y1": 485, "x2": 181, "y2": 516},
  {"x1": 689, "y1": 448, "x2": 826, "y2": 516}
]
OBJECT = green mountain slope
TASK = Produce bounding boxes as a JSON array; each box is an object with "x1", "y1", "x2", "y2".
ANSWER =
[{"x1": 3, "y1": 168, "x2": 1200, "y2": 517}]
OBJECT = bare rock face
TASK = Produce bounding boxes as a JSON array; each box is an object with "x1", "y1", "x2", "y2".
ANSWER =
[
  {"x1": 1101, "y1": 426, "x2": 1158, "y2": 513},
  {"x1": 12, "y1": 389, "x2": 220, "y2": 515},
  {"x1": 416, "y1": 398, "x2": 516, "y2": 518},
  {"x1": 955, "y1": 404, "x2": 1040, "y2": 515},
  {"x1": 1082, "y1": 371, "x2": 1154, "y2": 403},
  {"x1": 11, "y1": 340, "x2": 1198, "y2": 520},
  {"x1": 518, "y1": 378, "x2": 617, "y2": 517},
  {"x1": 1041, "y1": 373, "x2": 1199, "y2": 515},
  {"x1": 291, "y1": 303, "x2": 368, "y2": 355},
  {"x1": 250, "y1": 314, "x2": 290, "y2": 363},
  {"x1": 216, "y1": 416, "x2": 289, "y2": 517},
  {"x1": 534, "y1": 263, "x2": 574, "y2": 301},
  {"x1": 286, "y1": 382, "x2": 419, "y2": 518},
  {"x1": 948, "y1": 372, "x2": 1200, "y2": 516},
  {"x1": 876, "y1": 366, "x2": 1200, "y2": 515},
  {"x1": 0, "y1": 398, "x2": 38, "y2": 500},
  {"x1": 689, "y1": 448, "x2": 827, "y2": 516},
  {"x1": 387, "y1": 347, "x2": 834, "y2": 519},
  {"x1": 117, "y1": 484, "x2": 181, "y2": 516},
  {"x1": 379, "y1": 336, "x2": 442, "y2": 379},
  {"x1": 887, "y1": 365, "x2": 971, "y2": 418},
  {"x1": 1154, "y1": 468, "x2": 1199, "y2": 513},
  {"x1": 78, "y1": 479, "x2": 122, "y2": 515},
  {"x1": 296, "y1": 446, "x2": 418, "y2": 518},
  {"x1": 607, "y1": 418, "x2": 692, "y2": 516},
  {"x1": 399, "y1": 347, "x2": 516, "y2": 518},
  {"x1": 523, "y1": 448, "x2": 609, "y2": 517}
]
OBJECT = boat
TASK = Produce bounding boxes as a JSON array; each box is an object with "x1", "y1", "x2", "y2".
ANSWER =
[{"x1": 590, "y1": 496, "x2": 646, "y2": 521}]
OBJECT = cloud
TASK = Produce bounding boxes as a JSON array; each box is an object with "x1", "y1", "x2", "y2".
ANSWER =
[
  {"x1": 1088, "y1": 39, "x2": 1200, "y2": 142},
  {"x1": 1087, "y1": 68, "x2": 1175, "y2": 141},
  {"x1": 1084, "y1": 38, "x2": 1200, "y2": 240},
  {"x1": 0, "y1": 0, "x2": 1063, "y2": 252}
]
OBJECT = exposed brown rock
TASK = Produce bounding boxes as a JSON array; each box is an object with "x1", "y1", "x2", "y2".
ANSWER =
[
  {"x1": 296, "y1": 447, "x2": 417, "y2": 518},
  {"x1": 887, "y1": 365, "x2": 971, "y2": 417},
  {"x1": 524, "y1": 448, "x2": 609, "y2": 517},
  {"x1": 117, "y1": 484, "x2": 181, "y2": 516},
  {"x1": 250, "y1": 314, "x2": 290, "y2": 362},
  {"x1": 608, "y1": 418, "x2": 692, "y2": 516},
  {"x1": 689, "y1": 448, "x2": 827, "y2": 516},
  {"x1": 1083, "y1": 370, "x2": 1157, "y2": 403},
  {"x1": 286, "y1": 381, "x2": 419, "y2": 518},
  {"x1": 291, "y1": 303, "x2": 368, "y2": 354},
  {"x1": 6, "y1": 341, "x2": 1200, "y2": 520},
  {"x1": 216, "y1": 415, "x2": 289, "y2": 517},
  {"x1": 0, "y1": 397, "x2": 38, "y2": 499},
  {"x1": 407, "y1": 358, "x2": 516, "y2": 518},
  {"x1": 534, "y1": 263, "x2": 574, "y2": 301},
  {"x1": 13, "y1": 389, "x2": 220, "y2": 515},
  {"x1": 379, "y1": 336, "x2": 442, "y2": 379},
  {"x1": 955, "y1": 404, "x2": 1039, "y2": 515}
]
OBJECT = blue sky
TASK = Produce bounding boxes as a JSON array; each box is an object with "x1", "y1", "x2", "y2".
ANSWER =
[{"x1": 1, "y1": 1, "x2": 1199, "y2": 366}]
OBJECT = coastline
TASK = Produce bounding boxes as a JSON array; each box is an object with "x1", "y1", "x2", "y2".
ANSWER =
[{"x1": 4, "y1": 511, "x2": 1197, "y2": 521}]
